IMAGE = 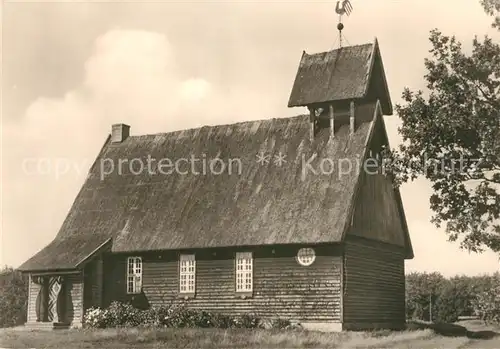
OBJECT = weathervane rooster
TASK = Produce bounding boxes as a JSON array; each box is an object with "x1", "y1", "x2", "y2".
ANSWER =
[
  {"x1": 335, "y1": 0, "x2": 353, "y2": 48},
  {"x1": 335, "y1": 0, "x2": 353, "y2": 17}
]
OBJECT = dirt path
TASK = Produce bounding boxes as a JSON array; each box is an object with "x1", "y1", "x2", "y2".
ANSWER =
[
  {"x1": 462, "y1": 338, "x2": 500, "y2": 349},
  {"x1": 373, "y1": 336, "x2": 469, "y2": 349}
]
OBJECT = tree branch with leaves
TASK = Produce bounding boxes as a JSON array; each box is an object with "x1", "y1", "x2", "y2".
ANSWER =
[
  {"x1": 482, "y1": 0, "x2": 500, "y2": 28},
  {"x1": 385, "y1": 2, "x2": 500, "y2": 253}
]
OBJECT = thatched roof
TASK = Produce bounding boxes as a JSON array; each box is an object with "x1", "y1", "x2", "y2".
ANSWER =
[
  {"x1": 288, "y1": 38, "x2": 392, "y2": 115},
  {"x1": 18, "y1": 39, "x2": 410, "y2": 272},
  {"x1": 18, "y1": 237, "x2": 111, "y2": 272},
  {"x1": 20, "y1": 102, "x2": 396, "y2": 271}
]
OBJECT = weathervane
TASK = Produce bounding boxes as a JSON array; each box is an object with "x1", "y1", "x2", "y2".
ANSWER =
[{"x1": 335, "y1": 0, "x2": 353, "y2": 48}]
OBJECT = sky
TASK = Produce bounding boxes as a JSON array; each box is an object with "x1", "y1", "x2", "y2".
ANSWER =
[{"x1": 1, "y1": 0, "x2": 499, "y2": 276}]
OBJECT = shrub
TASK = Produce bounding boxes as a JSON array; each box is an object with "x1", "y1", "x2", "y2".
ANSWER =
[
  {"x1": 106, "y1": 301, "x2": 141, "y2": 327},
  {"x1": 0, "y1": 267, "x2": 28, "y2": 328},
  {"x1": 231, "y1": 313, "x2": 260, "y2": 329},
  {"x1": 83, "y1": 302, "x2": 142, "y2": 328},
  {"x1": 83, "y1": 307, "x2": 108, "y2": 328},
  {"x1": 83, "y1": 302, "x2": 296, "y2": 330},
  {"x1": 208, "y1": 312, "x2": 234, "y2": 328},
  {"x1": 161, "y1": 304, "x2": 196, "y2": 327},
  {"x1": 257, "y1": 318, "x2": 294, "y2": 330}
]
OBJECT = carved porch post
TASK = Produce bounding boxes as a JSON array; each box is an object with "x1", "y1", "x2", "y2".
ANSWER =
[
  {"x1": 32, "y1": 276, "x2": 47, "y2": 322},
  {"x1": 48, "y1": 276, "x2": 63, "y2": 323}
]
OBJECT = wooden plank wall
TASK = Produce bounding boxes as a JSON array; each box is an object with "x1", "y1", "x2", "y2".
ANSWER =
[
  {"x1": 103, "y1": 245, "x2": 342, "y2": 322},
  {"x1": 365, "y1": 51, "x2": 388, "y2": 106},
  {"x1": 95, "y1": 257, "x2": 104, "y2": 307},
  {"x1": 83, "y1": 257, "x2": 104, "y2": 310},
  {"x1": 349, "y1": 112, "x2": 407, "y2": 248},
  {"x1": 343, "y1": 236, "x2": 406, "y2": 330},
  {"x1": 63, "y1": 273, "x2": 84, "y2": 326},
  {"x1": 27, "y1": 275, "x2": 41, "y2": 322},
  {"x1": 341, "y1": 96, "x2": 410, "y2": 330},
  {"x1": 350, "y1": 170, "x2": 406, "y2": 246}
]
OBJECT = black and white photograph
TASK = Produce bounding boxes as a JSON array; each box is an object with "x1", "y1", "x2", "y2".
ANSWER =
[{"x1": 1, "y1": 0, "x2": 499, "y2": 347}]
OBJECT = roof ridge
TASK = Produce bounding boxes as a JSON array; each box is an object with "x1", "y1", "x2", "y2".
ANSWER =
[
  {"x1": 127, "y1": 114, "x2": 309, "y2": 139},
  {"x1": 304, "y1": 42, "x2": 373, "y2": 56}
]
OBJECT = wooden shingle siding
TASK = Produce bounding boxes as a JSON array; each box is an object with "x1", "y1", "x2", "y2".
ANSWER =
[
  {"x1": 342, "y1": 236, "x2": 405, "y2": 330},
  {"x1": 103, "y1": 245, "x2": 342, "y2": 322},
  {"x1": 83, "y1": 257, "x2": 104, "y2": 310}
]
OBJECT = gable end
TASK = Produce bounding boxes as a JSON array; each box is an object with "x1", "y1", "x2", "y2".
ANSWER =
[{"x1": 343, "y1": 101, "x2": 413, "y2": 258}]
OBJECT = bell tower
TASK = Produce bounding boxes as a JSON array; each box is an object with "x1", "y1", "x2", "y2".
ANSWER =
[{"x1": 287, "y1": 1, "x2": 392, "y2": 141}]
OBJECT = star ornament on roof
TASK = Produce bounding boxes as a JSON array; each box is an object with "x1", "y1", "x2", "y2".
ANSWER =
[{"x1": 335, "y1": 0, "x2": 353, "y2": 16}]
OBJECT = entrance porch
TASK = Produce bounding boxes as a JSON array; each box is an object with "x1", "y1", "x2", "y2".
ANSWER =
[
  {"x1": 24, "y1": 256, "x2": 104, "y2": 329},
  {"x1": 25, "y1": 272, "x2": 83, "y2": 330},
  {"x1": 19, "y1": 238, "x2": 110, "y2": 330}
]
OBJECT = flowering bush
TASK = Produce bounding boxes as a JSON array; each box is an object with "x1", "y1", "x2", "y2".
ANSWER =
[
  {"x1": 106, "y1": 301, "x2": 142, "y2": 327},
  {"x1": 83, "y1": 302, "x2": 296, "y2": 330},
  {"x1": 83, "y1": 307, "x2": 108, "y2": 328},
  {"x1": 231, "y1": 314, "x2": 260, "y2": 328},
  {"x1": 257, "y1": 317, "x2": 299, "y2": 330}
]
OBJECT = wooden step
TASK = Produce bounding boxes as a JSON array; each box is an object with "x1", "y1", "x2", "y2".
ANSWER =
[
  {"x1": 25, "y1": 322, "x2": 53, "y2": 330},
  {"x1": 53, "y1": 322, "x2": 70, "y2": 330},
  {"x1": 25, "y1": 322, "x2": 71, "y2": 330}
]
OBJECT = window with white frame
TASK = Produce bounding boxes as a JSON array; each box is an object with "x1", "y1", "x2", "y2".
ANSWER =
[
  {"x1": 179, "y1": 254, "x2": 196, "y2": 294},
  {"x1": 127, "y1": 257, "x2": 142, "y2": 294},
  {"x1": 235, "y1": 252, "x2": 253, "y2": 293}
]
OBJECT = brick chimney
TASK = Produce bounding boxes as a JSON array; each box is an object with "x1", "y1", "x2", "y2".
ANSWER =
[{"x1": 111, "y1": 123, "x2": 130, "y2": 143}]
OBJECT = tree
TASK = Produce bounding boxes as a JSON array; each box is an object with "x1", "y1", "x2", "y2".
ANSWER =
[
  {"x1": 434, "y1": 279, "x2": 475, "y2": 323},
  {"x1": 0, "y1": 266, "x2": 28, "y2": 328},
  {"x1": 472, "y1": 272, "x2": 500, "y2": 324},
  {"x1": 481, "y1": 0, "x2": 500, "y2": 28},
  {"x1": 405, "y1": 272, "x2": 500, "y2": 323},
  {"x1": 387, "y1": 1, "x2": 500, "y2": 253},
  {"x1": 406, "y1": 272, "x2": 447, "y2": 321}
]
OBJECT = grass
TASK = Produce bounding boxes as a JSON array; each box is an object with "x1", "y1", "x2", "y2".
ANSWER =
[{"x1": 0, "y1": 321, "x2": 498, "y2": 349}]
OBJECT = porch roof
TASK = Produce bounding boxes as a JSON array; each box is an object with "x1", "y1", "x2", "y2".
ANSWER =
[{"x1": 18, "y1": 236, "x2": 111, "y2": 272}]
